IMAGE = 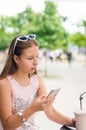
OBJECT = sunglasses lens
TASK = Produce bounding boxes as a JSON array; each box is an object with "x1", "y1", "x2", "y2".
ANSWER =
[
  {"x1": 28, "y1": 34, "x2": 36, "y2": 39},
  {"x1": 19, "y1": 36, "x2": 27, "y2": 41}
]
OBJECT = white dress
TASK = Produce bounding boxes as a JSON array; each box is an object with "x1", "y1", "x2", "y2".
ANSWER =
[{"x1": 0, "y1": 74, "x2": 39, "y2": 130}]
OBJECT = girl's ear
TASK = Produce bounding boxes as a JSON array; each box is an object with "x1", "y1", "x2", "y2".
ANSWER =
[{"x1": 13, "y1": 55, "x2": 19, "y2": 64}]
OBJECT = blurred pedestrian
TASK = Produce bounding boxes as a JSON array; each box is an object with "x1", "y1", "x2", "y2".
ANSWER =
[{"x1": 66, "y1": 51, "x2": 73, "y2": 66}]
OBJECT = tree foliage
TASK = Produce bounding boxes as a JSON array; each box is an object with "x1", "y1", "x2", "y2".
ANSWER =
[
  {"x1": 68, "y1": 19, "x2": 86, "y2": 48},
  {"x1": 68, "y1": 32, "x2": 86, "y2": 47},
  {"x1": 0, "y1": 1, "x2": 86, "y2": 50}
]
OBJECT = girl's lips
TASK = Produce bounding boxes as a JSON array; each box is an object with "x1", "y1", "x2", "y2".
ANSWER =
[{"x1": 31, "y1": 67, "x2": 36, "y2": 70}]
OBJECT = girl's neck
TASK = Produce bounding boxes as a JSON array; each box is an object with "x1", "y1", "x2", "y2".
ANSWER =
[{"x1": 12, "y1": 72, "x2": 30, "y2": 87}]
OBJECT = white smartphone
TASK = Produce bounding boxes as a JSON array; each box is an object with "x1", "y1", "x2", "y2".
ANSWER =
[{"x1": 46, "y1": 88, "x2": 61, "y2": 99}]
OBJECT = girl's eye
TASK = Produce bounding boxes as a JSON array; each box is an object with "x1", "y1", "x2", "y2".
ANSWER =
[
  {"x1": 27, "y1": 55, "x2": 39, "y2": 60},
  {"x1": 27, "y1": 57, "x2": 33, "y2": 60}
]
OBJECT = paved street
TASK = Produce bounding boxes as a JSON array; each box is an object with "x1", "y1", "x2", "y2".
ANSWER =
[{"x1": 0, "y1": 59, "x2": 86, "y2": 130}]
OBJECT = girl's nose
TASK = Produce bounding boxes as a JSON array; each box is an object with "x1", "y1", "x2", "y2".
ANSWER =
[{"x1": 34, "y1": 57, "x2": 39, "y2": 65}]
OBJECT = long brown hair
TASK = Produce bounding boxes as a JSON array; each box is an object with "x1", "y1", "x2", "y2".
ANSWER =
[{"x1": 0, "y1": 35, "x2": 39, "y2": 79}]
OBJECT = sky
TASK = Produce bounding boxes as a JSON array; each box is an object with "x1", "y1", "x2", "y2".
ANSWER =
[{"x1": 0, "y1": 0, "x2": 86, "y2": 33}]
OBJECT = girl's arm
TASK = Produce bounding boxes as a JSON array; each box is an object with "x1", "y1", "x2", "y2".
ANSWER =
[
  {"x1": 0, "y1": 78, "x2": 45, "y2": 130},
  {"x1": 37, "y1": 75, "x2": 75, "y2": 127},
  {"x1": 43, "y1": 106, "x2": 75, "y2": 127}
]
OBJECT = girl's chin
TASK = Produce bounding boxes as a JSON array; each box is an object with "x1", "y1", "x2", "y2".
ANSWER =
[{"x1": 30, "y1": 69, "x2": 36, "y2": 73}]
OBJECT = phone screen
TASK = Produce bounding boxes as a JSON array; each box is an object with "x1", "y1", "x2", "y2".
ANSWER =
[{"x1": 46, "y1": 88, "x2": 61, "y2": 99}]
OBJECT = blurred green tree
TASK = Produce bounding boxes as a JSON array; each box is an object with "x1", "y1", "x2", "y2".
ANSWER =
[
  {"x1": 0, "y1": 1, "x2": 68, "y2": 50},
  {"x1": 1, "y1": 1, "x2": 86, "y2": 51},
  {"x1": 35, "y1": 1, "x2": 68, "y2": 49}
]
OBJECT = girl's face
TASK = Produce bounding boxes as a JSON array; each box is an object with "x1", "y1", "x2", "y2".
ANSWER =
[{"x1": 14, "y1": 45, "x2": 39, "y2": 74}]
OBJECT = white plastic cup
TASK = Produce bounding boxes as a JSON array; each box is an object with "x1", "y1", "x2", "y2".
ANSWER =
[{"x1": 74, "y1": 110, "x2": 86, "y2": 130}]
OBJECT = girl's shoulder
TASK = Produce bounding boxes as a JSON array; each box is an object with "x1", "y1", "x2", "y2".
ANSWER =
[
  {"x1": 36, "y1": 74, "x2": 45, "y2": 87},
  {"x1": 36, "y1": 74, "x2": 44, "y2": 81},
  {"x1": 0, "y1": 78, "x2": 8, "y2": 85},
  {"x1": 0, "y1": 78, "x2": 12, "y2": 92},
  {"x1": 31, "y1": 74, "x2": 44, "y2": 86}
]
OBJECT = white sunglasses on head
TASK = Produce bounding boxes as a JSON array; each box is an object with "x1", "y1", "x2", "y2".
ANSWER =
[{"x1": 13, "y1": 34, "x2": 36, "y2": 54}]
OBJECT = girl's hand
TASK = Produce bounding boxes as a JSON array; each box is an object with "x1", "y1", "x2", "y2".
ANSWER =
[
  {"x1": 30, "y1": 96, "x2": 43, "y2": 112},
  {"x1": 40, "y1": 95, "x2": 55, "y2": 108},
  {"x1": 30, "y1": 95, "x2": 55, "y2": 112}
]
